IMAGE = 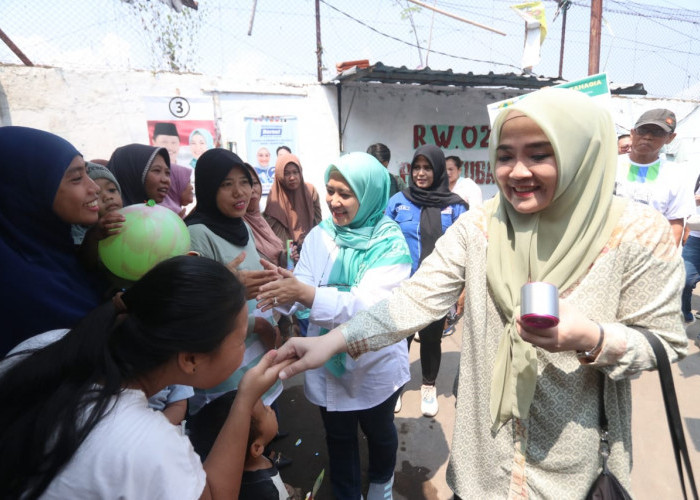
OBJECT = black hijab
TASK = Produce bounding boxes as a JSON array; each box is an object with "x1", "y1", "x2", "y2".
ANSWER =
[
  {"x1": 185, "y1": 148, "x2": 252, "y2": 246},
  {"x1": 107, "y1": 144, "x2": 170, "y2": 206},
  {"x1": 403, "y1": 144, "x2": 467, "y2": 263}
]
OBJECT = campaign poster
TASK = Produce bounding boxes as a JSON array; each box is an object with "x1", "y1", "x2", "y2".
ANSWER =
[
  {"x1": 143, "y1": 96, "x2": 218, "y2": 169},
  {"x1": 245, "y1": 116, "x2": 298, "y2": 195},
  {"x1": 486, "y1": 73, "x2": 611, "y2": 125}
]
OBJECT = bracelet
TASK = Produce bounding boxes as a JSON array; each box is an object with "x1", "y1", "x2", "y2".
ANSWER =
[{"x1": 576, "y1": 322, "x2": 605, "y2": 361}]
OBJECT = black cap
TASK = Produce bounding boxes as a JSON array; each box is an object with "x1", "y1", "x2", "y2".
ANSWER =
[{"x1": 634, "y1": 109, "x2": 676, "y2": 133}]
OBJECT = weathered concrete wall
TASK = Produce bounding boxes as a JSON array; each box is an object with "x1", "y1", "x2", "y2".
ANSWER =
[{"x1": 0, "y1": 64, "x2": 340, "y2": 203}]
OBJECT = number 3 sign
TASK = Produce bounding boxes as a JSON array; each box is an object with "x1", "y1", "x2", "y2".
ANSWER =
[{"x1": 168, "y1": 97, "x2": 190, "y2": 118}]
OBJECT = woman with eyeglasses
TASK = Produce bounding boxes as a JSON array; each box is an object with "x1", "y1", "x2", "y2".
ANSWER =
[{"x1": 256, "y1": 153, "x2": 412, "y2": 500}]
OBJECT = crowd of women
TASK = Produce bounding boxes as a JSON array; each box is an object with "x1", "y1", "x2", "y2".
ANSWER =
[{"x1": 0, "y1": 86, "x2": 688, "y2": 500}]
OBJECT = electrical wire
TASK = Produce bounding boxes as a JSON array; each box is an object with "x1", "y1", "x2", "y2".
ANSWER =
[{"x1": 319, "y1": 0, "x2": 522, "y2": 70}]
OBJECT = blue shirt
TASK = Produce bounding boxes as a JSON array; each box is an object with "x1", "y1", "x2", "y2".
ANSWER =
[{"x1": 385, "y1": 191, "x2": 467, "y2": 275}]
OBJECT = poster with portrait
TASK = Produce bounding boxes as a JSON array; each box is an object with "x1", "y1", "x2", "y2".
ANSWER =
[
  {"x1": 143, "y1": 96, "x2": 218, "y2": 168},
  {"x1": 245, "y1": 116, "x2": 298, "y2": 195}
]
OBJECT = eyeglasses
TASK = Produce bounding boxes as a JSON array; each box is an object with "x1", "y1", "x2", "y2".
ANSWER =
[{"x1": 635, "y1": 126, "x2": 669, "y2": 137}]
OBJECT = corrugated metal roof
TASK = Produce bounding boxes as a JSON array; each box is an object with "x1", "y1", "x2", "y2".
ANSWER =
[{"x1": 330, "y1": 62, "x2": 646, "y2": 95}]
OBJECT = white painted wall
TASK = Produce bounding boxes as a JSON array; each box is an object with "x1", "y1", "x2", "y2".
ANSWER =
[
  {"x1": 336, "y1": 82, "x2": 523, "y2": 201},
  {"x1": 211, "y1": 85, "x2": 340, "y2": 206}
]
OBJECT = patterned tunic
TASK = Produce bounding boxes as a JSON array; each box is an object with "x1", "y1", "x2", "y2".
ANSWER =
[{"x1": 341, "y1": 202, "x2": 687, "y2": 499}]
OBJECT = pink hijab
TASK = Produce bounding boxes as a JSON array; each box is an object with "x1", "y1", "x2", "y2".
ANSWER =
[
  {"x1": 243, "y1": 165, "x2": 285, "y2": 265},
  {"x1": 160, "y1": 163, "x2": 193, "y2": 215}
]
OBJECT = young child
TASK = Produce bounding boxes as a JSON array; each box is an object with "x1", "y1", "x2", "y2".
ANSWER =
[
  {"x1": 72, "y1": 162, "x2": 125, "y2": 246},
  {"x1": 148, "y1": 384, "x2": 194, "y2": 427},
  {"x1": 93, "y1": 168, "x2": 124, "y2": 217},
  {"x1": 240, "y1": 399, "x2": 292, "y2": 500},
  {"x1": 75, "y1": 162, "x2": 126, "y2": 271}
]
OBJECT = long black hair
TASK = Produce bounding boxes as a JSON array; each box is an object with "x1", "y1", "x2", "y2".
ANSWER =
[{"x1": 0, "y1": 255, "x2": 246, "y2": 499}]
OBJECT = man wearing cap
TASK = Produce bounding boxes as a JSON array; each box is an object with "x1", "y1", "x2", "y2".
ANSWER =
[
  {"x1": 614, "y1": 108, "x2": 695, "y2": 246},
  {"x1": 153, "y1": 122, "x2": 181, "y2": 166}
]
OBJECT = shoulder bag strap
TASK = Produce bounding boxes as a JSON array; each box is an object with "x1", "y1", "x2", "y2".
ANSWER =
[
  {"x1": 639, "y1": 328, "x2": 698, "y2": 500},
  {"x1": 598, "y1": 372, "x2": 611, "y2": 471}
]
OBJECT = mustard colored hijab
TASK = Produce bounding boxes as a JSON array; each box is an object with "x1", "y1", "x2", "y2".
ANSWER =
[{"x1": 485, "y1": 88, "x2": 627, "y2": 430}]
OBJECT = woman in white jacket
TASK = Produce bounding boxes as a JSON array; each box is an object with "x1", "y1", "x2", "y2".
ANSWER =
[{"x1": 257, "y1": 152, "x2": 412, "y2": 500}]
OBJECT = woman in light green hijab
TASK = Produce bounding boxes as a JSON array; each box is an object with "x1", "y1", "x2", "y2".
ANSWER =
[
  {"x1": 256, "y1": 152, "x2": 413, "y2": 499},
  {"x1": 271, "y1": 88, "x2": 687, "y2": 498}
]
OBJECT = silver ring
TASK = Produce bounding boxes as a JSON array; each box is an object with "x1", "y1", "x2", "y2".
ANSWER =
[{"x1": 273, "y1": 297, "x2": 278, "y2": 305}]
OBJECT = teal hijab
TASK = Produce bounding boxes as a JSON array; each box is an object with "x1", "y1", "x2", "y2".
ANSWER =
[
  {"x1": 319, "y1": 152, "x2": 412, "y2": 375},
  {"x1": 320, "y1": 152, "x2": 412, "y2": 286}
]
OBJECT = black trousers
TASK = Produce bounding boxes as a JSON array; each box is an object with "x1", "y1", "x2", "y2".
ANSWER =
[{"x1": 405, "y1": 317, "x2": 445, "y2": 386}]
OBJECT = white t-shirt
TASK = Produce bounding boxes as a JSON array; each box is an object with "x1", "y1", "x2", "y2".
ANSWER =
[
  {"x1": 1, "y1": 332, "x2": 206, "y2": 499},
  {"x1": 689, "y1": 182, "x2": 700, "y2": 239},
  {"x1": 614, "y1": 155, "x2": 695, "y2": 221},
  {"x1": 41, "y1": 389, "x2": 206, "y2": 499},
  {"x1": 452, "y1": 177, "x2": 483, "y2": 208}
]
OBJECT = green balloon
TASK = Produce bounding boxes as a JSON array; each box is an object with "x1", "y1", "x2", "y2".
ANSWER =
[{"x1": 99, "y1": 202, "x2": 191, "y2": 281}]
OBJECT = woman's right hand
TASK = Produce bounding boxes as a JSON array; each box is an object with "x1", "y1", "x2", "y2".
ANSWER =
[
  {"x1": 225, "y1": 252, "x2": 280, "y2": 300},
  {"x1": 273, "y1": 329, "x2": 348, "y2": 380},
  {"x1": 256, "y1": 260, "x2": 316, "y2": 310}
]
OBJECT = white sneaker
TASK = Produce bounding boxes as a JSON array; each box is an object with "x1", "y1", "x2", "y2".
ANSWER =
[
  {"x1": 367, "y1": 474, "x2": 394, "y2": 500},
  {"x1": 420, "y1": 384, "x2": 438, "y2": 417},
  {"x1": 394, "y1": 393, "x2": 402, "y2": 413}
]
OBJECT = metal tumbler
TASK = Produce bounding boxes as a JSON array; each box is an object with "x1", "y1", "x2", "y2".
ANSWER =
[{"x1": 520, "y1": 282, "x2": 559, "y2": 329}]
